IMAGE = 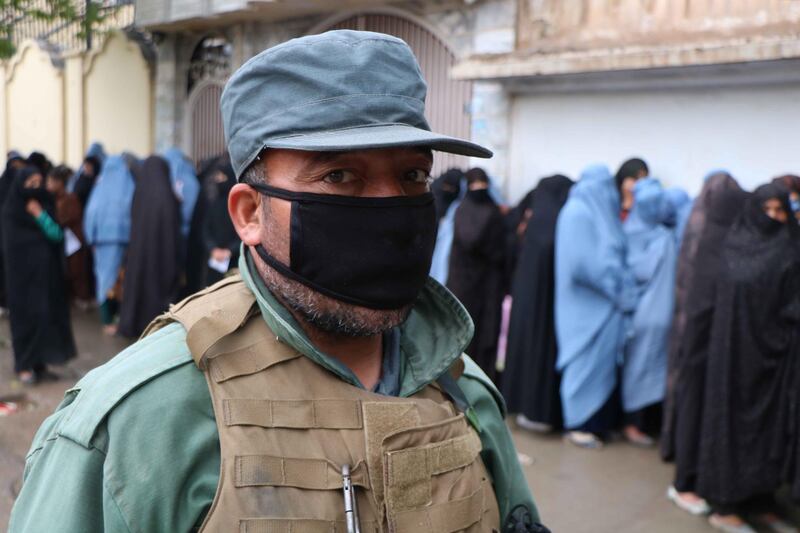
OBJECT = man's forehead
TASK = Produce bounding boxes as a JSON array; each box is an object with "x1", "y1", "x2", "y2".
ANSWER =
[{"x1": 263, "y1": 146, "x2": 433, "y2": 166}]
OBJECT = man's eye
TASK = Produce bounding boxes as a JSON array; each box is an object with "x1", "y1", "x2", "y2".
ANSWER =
[
  {"x1": 404, "y1": 169, "x2": 431, "y2": 184},
  {"x1": 323, "y1": 170, "x2": 357, "y2": 184}
]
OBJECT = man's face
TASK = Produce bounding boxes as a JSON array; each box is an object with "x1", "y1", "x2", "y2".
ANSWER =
[{"x1": 231, "y1": 147, "x2": 433, "y2": 337}]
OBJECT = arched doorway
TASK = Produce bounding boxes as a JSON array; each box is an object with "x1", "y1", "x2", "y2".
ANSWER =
[
  {"x1": 185, "y1": 35, "x2": 231, "y2": 166},
  {"x1": 312, "y1": 11, "x2": 474, "y2": 177}
]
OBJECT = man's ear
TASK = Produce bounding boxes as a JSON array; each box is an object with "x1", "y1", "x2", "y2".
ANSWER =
[{"x1": 229, "y1": 183, "x2": 263, "y2": 246}]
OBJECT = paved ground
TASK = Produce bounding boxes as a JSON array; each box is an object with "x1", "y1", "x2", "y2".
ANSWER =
[{"x1": 1, "y1": 310, "x2": 798, "y2": 532}]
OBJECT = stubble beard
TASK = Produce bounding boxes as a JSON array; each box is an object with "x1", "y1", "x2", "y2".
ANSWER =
[{"x1": 252, "y1": 205, "x2": 412, "y2": 337}]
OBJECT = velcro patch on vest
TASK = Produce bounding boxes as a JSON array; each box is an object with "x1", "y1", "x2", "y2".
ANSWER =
[
  {"x1": 385, "y1": 431, "x2": 482, "y2": 510},
  {"x1": 391, "y1": 480, "x2": 488, "y2": 533},
  {"x1": 224, "y1": 399, "x2": 363, "y2": 429},
  {"x1": 235, "y1": 455, "x2": 370, "y2": 490},
  {"x1": 361, "y1": 402, "x2": 421, "y2": 519},
  {"x1": 239, "y1": 518, "x2": 379, "y2": 533}
]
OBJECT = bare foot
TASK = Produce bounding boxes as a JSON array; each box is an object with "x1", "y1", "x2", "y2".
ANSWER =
[
  {"x1": 711, "y1": 513, "x2": 747, "y2": 527},
  {"x1": 677, "y1": 491, "x2": 705, "y2": 504},
  {"x1": 103, "y1": 324, "x2": 118, "y2": 336},
  {"x1": 624, "y1": 424, "x2": 655, "y2": 446}
]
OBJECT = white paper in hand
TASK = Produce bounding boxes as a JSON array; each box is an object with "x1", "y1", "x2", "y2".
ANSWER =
[{"x1": 64, "y1": 228, "x2": 81, "y2": 257}]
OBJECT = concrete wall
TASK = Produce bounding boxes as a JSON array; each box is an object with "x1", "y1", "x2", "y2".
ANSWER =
[
  {"x1": 84, "y1": 32, "x2": 153, "y2": 159},
  {"x1": 507, "y1": 82, "x2": 800, "y2": 201},
  {"x1": 1, "y1": 32, "x2": 152, "y2": 168},
  {"x1": 4, "y1": 42, "x2": 65, "y2": 163}
]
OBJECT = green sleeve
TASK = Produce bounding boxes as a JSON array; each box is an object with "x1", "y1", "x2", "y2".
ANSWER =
[
  {"x1": 458, "y1": 358, "x2": 542, "y2": 525},
  {"x1": 9, "y1": 393, "x2": 130, "y2": 532},
  {"x1": 10, "y1": 324, "x2": 221, "y2": 533},
  {"x1": 35, "y1": 211, "x2": 64, "y2": 242}
]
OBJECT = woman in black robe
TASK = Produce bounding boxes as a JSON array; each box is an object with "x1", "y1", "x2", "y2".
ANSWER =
[
  {"x1": 0, "y1": 152, "x2": 25, "y2": 309},
  {"x1": 117, "y1": 156, "x2": 182, "y2": 338},
  {"x1": 665, "y1": 172, "x2": 749, "y2": 514},
  {"x1": 696, "y1": 183, "x2": 800, "y2": 531},
  {"x1": 2, "y1": 167, "x2": 76, "y2": 383},
  {"x1": 182, "y1": 155, "x2": 222, "y2": 296},
  {"x1": 202, "y1": 158, "x2": 240, "y2": 287},
  {"x1": 447, "y1": 168, "x2": 506, "y2": 382},
  {"x1": 72, "y1": 155, "x2": 102, "y2": 209},
  {"x1": 501, "y1": 175, "x2": 573, "y2": 431}
]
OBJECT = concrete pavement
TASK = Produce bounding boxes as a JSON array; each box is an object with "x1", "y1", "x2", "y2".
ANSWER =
[{"x1": 0, "y1": 310, "x2": 796, "y2": 532}]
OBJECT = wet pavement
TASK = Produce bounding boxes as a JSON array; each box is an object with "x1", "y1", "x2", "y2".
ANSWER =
[{"x1": 1, "y1": 310, "x2": 797, "y2": 532}]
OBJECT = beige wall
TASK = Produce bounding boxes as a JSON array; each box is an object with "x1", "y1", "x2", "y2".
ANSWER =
[
  {"x1": 5, "y1": 42, "x2": 65, "y2": 163},
  {"x1": 0, "y1": 31, "x2": 152, "y2": 169},
  {"x1": 84, "y1": 32, "x2": 153, "y2": 160}
]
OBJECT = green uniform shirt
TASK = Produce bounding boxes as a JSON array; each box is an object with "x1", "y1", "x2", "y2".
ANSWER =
[{"x1": 10, "y1": 253, "x2": 539, "y2": 532}]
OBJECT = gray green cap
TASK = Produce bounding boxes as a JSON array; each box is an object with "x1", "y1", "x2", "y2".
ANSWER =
[{"x1": 221, "y1": 30, "x2": 492, "y2": 179}]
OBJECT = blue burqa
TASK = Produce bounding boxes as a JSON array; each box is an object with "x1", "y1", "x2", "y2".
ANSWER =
[
  {"x1": 622, "y1": 178, "x2": 678, "y2": 412},
  {"x1": 84, "y1": 155, "x2": 135, "y2": 304},
  {"x1": 664, "y1": 187, "x2": 692, "y2": 244},
  {"x1": 163, "y1": 148, "x2": 200, "y2": 238},
  {"x1": 555, "y1": 164, "x2": 636, "y2": 428}
]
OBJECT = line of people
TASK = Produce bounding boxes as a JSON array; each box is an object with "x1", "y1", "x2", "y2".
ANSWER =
[
  {"x1": 0, "y1": 146, "x2": 241, "y2": 384},
  {"x1": 431, "y1": 159, "x2": 800, "y2": 532}
]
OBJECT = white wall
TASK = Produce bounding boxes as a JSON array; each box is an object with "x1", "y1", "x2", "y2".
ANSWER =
[{"x1": 507, "y1": 83, "x2": 800, "y2": 202}]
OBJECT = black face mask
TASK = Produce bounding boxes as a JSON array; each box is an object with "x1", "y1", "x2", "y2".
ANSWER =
[{"x1": 249, "y1": 183, "x2": 438, "y2": 310}]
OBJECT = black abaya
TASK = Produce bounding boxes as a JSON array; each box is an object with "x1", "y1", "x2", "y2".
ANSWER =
[
  {"x1": 2, "y1": 167, "x2": 75, "y2": 372},
  {"x1": 660, "y1": 173, "x2": 748, "y2": 494},
  {"x1": 0, "y1": 158, "x2": 21, "y2": 308},
  {"x1": 202, "y1": 159, "x2": 239, "y2": 287},
  {"x1": 501, "y1": 175, "x2": 573, "y2": 428},
  {"x1": 447, "y1": 189, "x2": 506, "y2": 382},
  {"x1": 117, "y1": 156, "x2": 182, "y2": 338},
  {"x1": 697, "y1": 184, "x2": 800, "y2": 506}
]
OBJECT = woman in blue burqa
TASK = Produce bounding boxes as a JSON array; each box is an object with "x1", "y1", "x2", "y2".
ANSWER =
[
  {"x1": 83, "y1": 155, "x2": 136, "y2": 334},
  {"x1": 555, "y1": 164, "x2": 636, "y2": 449},
  {"x1": 621, "y1": 178, "x2": 678, "y2": 446}
]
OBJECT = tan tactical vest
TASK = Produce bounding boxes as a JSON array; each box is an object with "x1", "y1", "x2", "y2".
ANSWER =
[{"x1": 150, "y1": 276, "x2": 500, "y2": 533}]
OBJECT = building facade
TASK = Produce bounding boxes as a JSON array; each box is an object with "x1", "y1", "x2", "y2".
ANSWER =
[
  {"x1": 0, "y1": 2, "x2": 156, "y2": 169},
  {"x1": 141, "y1": 0, "x2": 800, "y2": 198}
]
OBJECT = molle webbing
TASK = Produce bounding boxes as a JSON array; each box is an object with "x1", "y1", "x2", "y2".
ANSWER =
[
  {"x1": 224, "y1": 399, "x2": 363, "y2": 429},
  {"x1": 239, "y1": 518, "x2": 380, "y2": 533},
  {"x1": 236, "y1": 456, "x2": 370, "y2": 490}
]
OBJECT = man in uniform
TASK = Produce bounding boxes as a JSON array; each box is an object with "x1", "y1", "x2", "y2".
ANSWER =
[{"x1": 10, "y1": 30, "x2": 547, "y2": 532}]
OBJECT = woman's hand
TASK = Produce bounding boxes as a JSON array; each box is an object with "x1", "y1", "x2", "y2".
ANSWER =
[
  {"x1": 211, "y1": 247, "x2": 232, "y2": 262},
  {"x1": 26, "y1": 199, "x2": 43, "y2": 218}
]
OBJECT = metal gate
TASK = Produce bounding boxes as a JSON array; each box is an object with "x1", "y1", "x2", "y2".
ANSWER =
[
  {"x1": 188, "y1": 81, "x2": 226, "y2": 166},
  {"x1": 323, "y1": 13, "x2": 473, "y2": 177}
]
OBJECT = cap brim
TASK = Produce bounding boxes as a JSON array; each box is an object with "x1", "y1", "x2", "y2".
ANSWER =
[{"x1": 262, "y1": 124, "x2": 492, "y2": 158}]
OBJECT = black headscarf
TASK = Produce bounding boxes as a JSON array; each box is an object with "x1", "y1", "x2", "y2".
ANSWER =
[
  {"x1": 431, "y1": 168, "x2": 464, "y2": 220},
  {"x1": 202, "y1": 158, "x2": 240, "y2": 286},
  {"x1": 117, "y1": 156, "x2": 182, "y2": 338},
  {"x1": 2, "y1": 167, "x2": 57, "y2": 248},
  {"x1": 73, "y1": 155, "x2": 102, "y2": 208},
  {"x1": 26, "y1": 152, "x2": 51, "y2": 177},
  {"x1": 501, "y1": 175, "x2": 574, "y2": 427}
]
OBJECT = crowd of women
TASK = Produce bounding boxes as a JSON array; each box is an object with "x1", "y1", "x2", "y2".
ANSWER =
[
  {"x1": 434, "y1": 160, "x2": 800, "y2": 533},
  {"x1": 0, "y1": 144, "x2": 240, "y2": 385}
]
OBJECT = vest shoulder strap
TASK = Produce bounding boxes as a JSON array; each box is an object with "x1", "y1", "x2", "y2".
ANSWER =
[{"x1": 145, "y1": 275, "x2": 258, "y2": 368}]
